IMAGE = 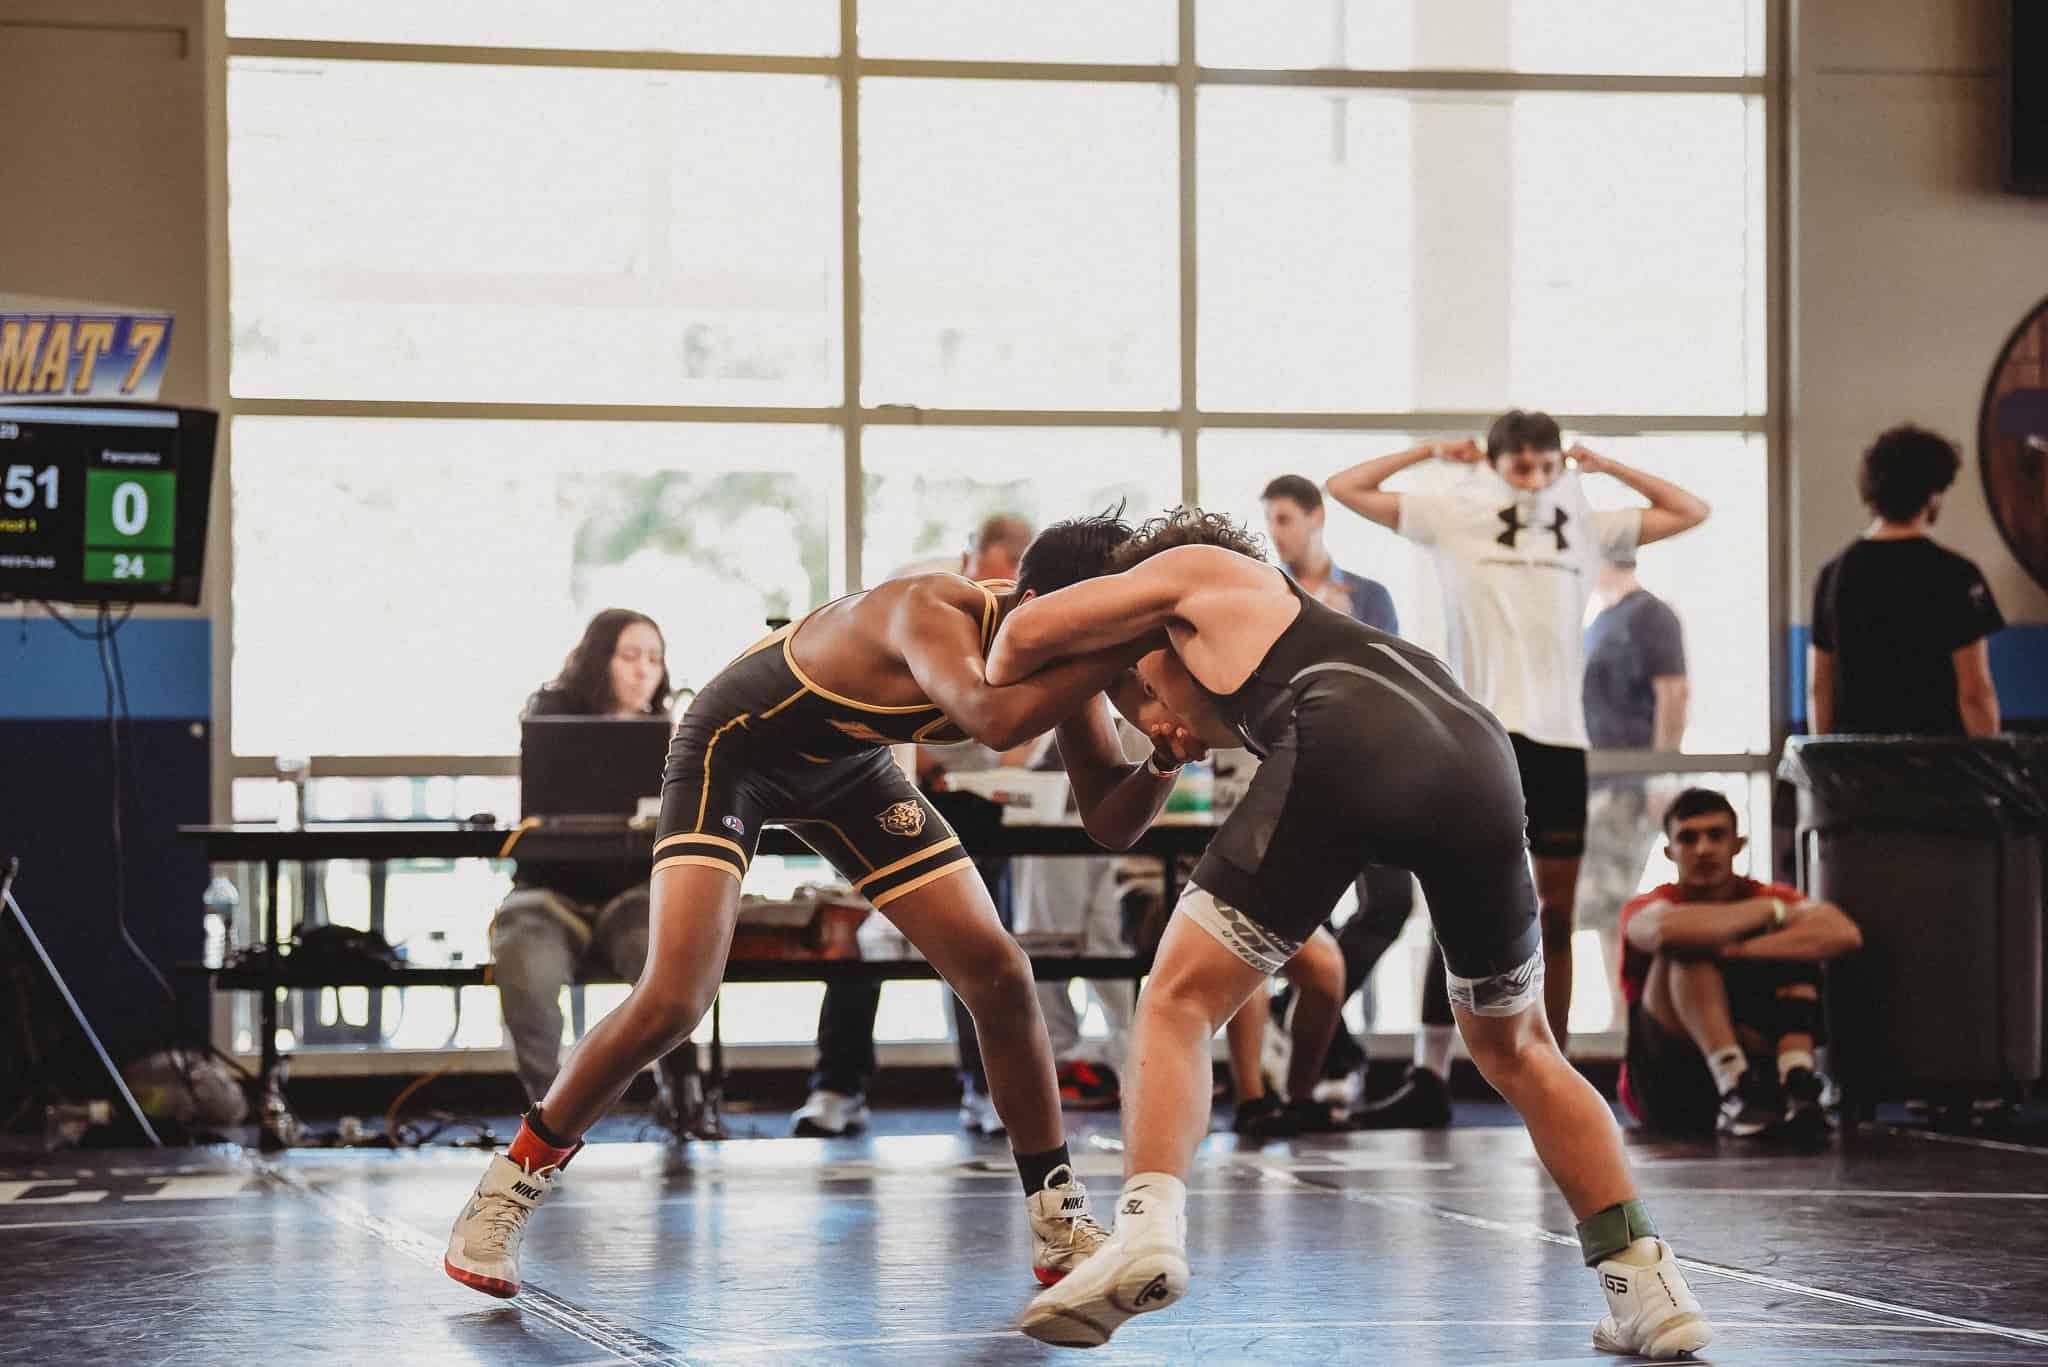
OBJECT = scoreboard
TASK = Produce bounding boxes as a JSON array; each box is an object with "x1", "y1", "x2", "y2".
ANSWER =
[{"x1": 0, "y1": 404, "x2": 217, "y2": 605}]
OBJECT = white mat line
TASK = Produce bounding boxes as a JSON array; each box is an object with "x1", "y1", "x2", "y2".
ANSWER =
[
  {"x1": 1296, "y1": 1177, "x2": 2048, "y2": 1350},
  {"x1": 244, "y1": 1155, "x2": 696, "y2": 1367},
  {"x1": 1, "y1": 1211, "x2": 282, "y2": 1231},
  {"x1": 1876, "y1": 1124, "x2": 2048, "y2": 1158},
  {"x1": 688, "y1": 1318, "x2": 2022, "y2": 1357}
]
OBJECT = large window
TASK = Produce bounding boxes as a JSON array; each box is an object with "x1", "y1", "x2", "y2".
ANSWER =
[{"x1": 223, "y1": 2, "x2": 1774, "y2": 1053}]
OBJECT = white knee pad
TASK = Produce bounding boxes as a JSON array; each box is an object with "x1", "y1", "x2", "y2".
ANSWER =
[
  {"x1": 1445, "y1": 946, "x2": 1545, "y2": 1018},
  {"x1": 1176, "y1": 883, "x2": 1301, "y2": 977}
]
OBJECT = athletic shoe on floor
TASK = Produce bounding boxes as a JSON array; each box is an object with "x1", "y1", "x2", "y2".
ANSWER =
[
  {"x1": 791, "y1": 1089, "x2": 869, "y2": 1138},
  {"x1": 443, "y1": 1152, "x2": 565, "y2": 1298},
  {"x1": 653, "y1": 1069, "x2": 726, "y2": 1142},
  {"x1": 1056, "y1": 1058, "x2": 1121, "y2": 1109},
  {"x1": 1285, "y1": 1097, "x2": 1345, "y2": 1134},
  {"x1": 1347, "y1": 1065, "x2": 1452, "y2": 1130},
  {"x1": 1020, "y1": 1228, "x2": 1189, "y2": 1347},
  {"x1": 1715, "y1": 1070, "x2": 1779, "y2": 1138},
  {"x1": 1231, "y1": 1093, "x2": 1299, "y2": 1139},
  {"x1": 1311, "y1": 1066, "x2": 1368, "y2": 1112},
  {"x1": 1026, "y1": 1163, "x2": 1112, "y2": 1285},
  {"x1": 1780, "y1": 1066, "x2": 1832, "y2": 1141},
  {"x1": 1592, "y1": 1238, "x2": 1713, "y2": 1359},
  {"x1": 959, "y1": 1086, "x2": 1005, "y2": 1136}
]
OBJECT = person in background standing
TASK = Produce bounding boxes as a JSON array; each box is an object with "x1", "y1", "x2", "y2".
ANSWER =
[
  {"x1": 1578, "y1": 548, "x2": 1689, "y2": 1007},
  {"x1": 1809, "y1": 424, "x2": 2003, "y2": 737}
]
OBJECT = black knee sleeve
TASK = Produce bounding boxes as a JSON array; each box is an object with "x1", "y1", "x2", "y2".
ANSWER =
[{"x1": 1774, "y1": 988, "x2": 1821, "y2": 1041}]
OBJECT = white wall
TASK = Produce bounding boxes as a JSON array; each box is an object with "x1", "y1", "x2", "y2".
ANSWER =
[
  {"x1": 0, "y1": 1, "x2": 210, "y2": 406},
  {"x1": 1791, "y1": 0, "x2": 2048, "y2": 624}
]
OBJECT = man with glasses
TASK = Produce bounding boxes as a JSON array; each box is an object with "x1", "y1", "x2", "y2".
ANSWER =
[{"x1": 1617, "y1": 788, "x2": 1861, "y2": 1139}]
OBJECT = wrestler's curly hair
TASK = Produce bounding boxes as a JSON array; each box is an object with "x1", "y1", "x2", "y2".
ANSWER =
[{"x1": 1110, "y1": 505, "x2": 1268, "y2": 571}]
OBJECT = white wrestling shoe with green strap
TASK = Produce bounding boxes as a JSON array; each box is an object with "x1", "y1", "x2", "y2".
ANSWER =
[{"x1": 1592, "y1": 1238, "x2": 1714, "y2": 1359}]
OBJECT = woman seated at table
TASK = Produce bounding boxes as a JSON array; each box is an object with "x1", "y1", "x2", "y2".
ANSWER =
[{"x1": 492, "y1": 609, "x2": 706, "y2": 1136}]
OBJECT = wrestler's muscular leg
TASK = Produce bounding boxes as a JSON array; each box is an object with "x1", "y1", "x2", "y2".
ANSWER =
[
  {"x1": 881, "y1": 865, "x2": 1062, "y2": 1152},
  {"x1": 1456, "y1": 997, "x2": 1635, "y2": 1217}
]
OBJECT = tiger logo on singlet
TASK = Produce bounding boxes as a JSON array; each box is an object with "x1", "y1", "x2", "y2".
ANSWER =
[{"x1": 878, "y1": 801, "x2": 926, "y2": 837}]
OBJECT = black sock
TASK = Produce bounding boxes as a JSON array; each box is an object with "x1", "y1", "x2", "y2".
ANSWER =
[
  {"x1": 1014, "y1": 1143, "x2": 1074, "y2": 1195},
  {"x1": 524, "y1": 1104, "x2": 574, "y2": 1150}
]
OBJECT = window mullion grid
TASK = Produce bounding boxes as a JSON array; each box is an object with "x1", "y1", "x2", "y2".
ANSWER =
[{"x1": 218, "y1": 26, "x2": 1776, "y2": 768}]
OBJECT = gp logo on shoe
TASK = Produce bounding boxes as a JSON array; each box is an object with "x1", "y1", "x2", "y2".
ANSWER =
[
  {"x1": 1120, "y1": 1198, "x2": 1145, "y2": 1216},
  {"x1": 877, "y1": 801, "x2": 926, "y2": 837},
  {"x1": 1135, "y1": 1274, "x2": 1171, "y2": 1307},
  {"x1": 1602, "y1": 1273, "x2": 1630, "y2": 1297}
]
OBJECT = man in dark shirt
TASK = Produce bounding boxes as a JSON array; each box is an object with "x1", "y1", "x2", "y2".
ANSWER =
[
  {"x1": 1809, "y1": 424, "x2": 2004, "y2": 736},
  {"x1": 1257, "y1": 475, "x2": 1438, "y2": 1126},
  {"x1": 1579, "y1": 549, "x2": 1689, "y2": 1014}
]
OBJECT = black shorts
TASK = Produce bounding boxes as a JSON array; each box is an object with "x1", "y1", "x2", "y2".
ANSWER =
[
  {"x1": 1510, "y1": 733, "x2": 1588, "y2": 858},
  {"x1": 655, "y1": 714, "x2": 972, "y2": 912},
  {"x1": 1624, "y1": 1001, "x2": 1726, "y2": 1135},
  {"x1": 1189, "y1": 656, "x2": 1540, "y2": 985}
]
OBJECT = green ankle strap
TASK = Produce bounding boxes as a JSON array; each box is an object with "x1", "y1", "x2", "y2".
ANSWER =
[{"x1": 1575, "y1": 1199, "x2": 1658, "y2": 1266}]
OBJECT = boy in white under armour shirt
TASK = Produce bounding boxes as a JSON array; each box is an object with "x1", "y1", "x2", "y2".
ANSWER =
[{"x1": 1327, "y1": 412, "x2": 1710, "y2": 1061}]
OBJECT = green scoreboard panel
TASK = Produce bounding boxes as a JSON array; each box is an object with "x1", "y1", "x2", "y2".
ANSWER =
[{"x1": 83, "y1": 468, "x2": 177, "y2": 584}]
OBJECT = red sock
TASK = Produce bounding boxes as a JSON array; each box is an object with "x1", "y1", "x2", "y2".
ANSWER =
[{"x1": 507, "y1": 1113, "x2": 578, "y2": 1171}]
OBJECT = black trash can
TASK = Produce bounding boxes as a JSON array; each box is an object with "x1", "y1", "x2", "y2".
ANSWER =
[{"x1": 1779, "y1": 737, "x2": 2048, "y2": 1122}]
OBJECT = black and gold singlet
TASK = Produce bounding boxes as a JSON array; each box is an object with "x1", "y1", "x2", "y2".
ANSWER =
[{"x1": 650, "y1": 581, "x2": 1010, "y2": 909}]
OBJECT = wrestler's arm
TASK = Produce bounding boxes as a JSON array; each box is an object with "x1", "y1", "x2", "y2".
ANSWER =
[
  {"x1": 892, "y1": 584, "x2": 1153, "y2": 752},
  {"x1": 984, "y1": 551, "x2": 1198, "y2": 687},
  {"x1": 1053, "y1": 695, "x2": 1205, "y2": 851}
]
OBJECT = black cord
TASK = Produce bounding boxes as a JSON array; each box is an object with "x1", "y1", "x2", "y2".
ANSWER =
[{"x1": 95, "y1": 602, "x2": 175, "y2": 1006}]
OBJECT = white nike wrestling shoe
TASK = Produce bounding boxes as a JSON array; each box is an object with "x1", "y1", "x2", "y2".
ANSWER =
[
  {"x1": 443, "y1": 1152, "x2": 565, "y2": 1298},
  {"x1": 1592, "y1": 1239, "x2": 1714, "y2": 1359},
  {"x1": 1026, "y1": 1164, "x2": 1112, "y2": 1285}
]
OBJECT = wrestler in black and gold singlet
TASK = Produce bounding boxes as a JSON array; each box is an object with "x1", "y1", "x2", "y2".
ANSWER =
[{"x1": 652, "y1": 581, "x2": 1010, "y2": 909}]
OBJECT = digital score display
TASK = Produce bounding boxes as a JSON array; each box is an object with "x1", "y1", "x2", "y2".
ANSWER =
[{"x1": 0, "y1": 404, "x2": 216, "y2": 605}]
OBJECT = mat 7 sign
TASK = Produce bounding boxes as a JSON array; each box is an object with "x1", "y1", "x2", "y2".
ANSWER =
[{"x1": 0, "y1": 313, "x2": 174, "y2": 401}]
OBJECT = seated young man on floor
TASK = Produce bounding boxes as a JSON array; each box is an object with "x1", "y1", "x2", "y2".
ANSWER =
[{"x1": 1618, "y1": 788, "x2": 1862, "y2": 1139}]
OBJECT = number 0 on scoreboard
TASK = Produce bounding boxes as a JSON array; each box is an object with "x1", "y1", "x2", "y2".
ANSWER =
[{"x1": 84, "y1": 468, "x2": 176, "y2": 584}]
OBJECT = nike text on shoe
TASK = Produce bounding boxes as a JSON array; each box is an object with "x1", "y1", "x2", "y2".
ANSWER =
[
  {"x1": 1592, "y1": 1239, "x2": 1713, "y2": 1359},
  {"x1": 443, "y1": 1152, "x2": 565, "y2": 1298},
  {"x1": 1027, "y1": 1164, "x2": 1112, "y2": 1286},
  {"x1": 1019, "y1": 1235, "x2": 1190, "y2": 1348}
]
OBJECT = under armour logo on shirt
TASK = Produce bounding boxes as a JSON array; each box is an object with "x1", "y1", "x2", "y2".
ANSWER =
[{"x1": 1497, "y1": 505, "x2": 1570, "y2": 551}]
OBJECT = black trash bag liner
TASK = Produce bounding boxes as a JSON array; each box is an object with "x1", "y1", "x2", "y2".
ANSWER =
[{"x1": 1778, "y1": 736, "x2": 2048, "y2": 835}]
